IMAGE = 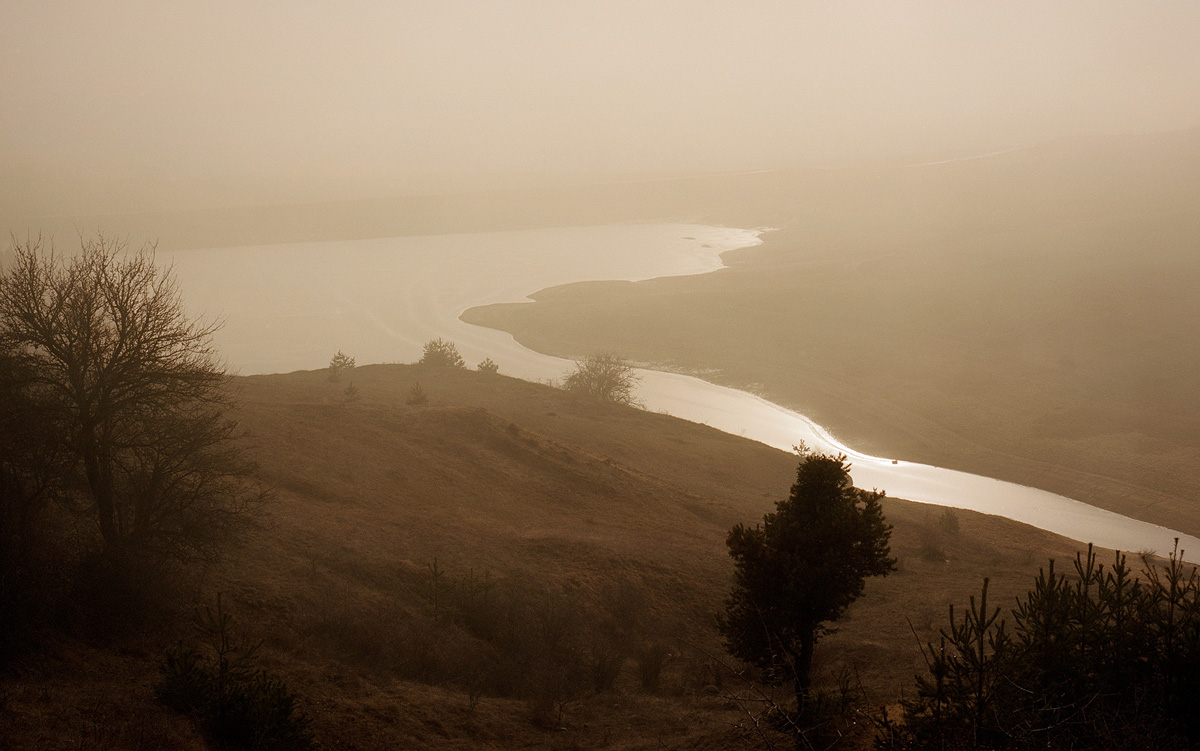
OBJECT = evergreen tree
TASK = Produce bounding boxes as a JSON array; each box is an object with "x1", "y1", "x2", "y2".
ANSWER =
[
  {"x1": 719, "y1": 451, "x2": 895, "y2": 720},
  {"x1": 889, "y1": 543, "x2": 1200, "y2": 750},
  {"x1": 419, "y1": 338, "x2": 465, "y2": 368}
]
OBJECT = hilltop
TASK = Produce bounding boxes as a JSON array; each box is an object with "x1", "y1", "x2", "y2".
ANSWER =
[{"x1": 2, "y1": 364, "x2": 1095, "y2": 750}]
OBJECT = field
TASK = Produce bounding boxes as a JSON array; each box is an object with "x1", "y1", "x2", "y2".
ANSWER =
[
  {"x1": 2, "y1": 365, "x2": 1096, "y2": 749},
  {"x1": 5, "y1": 129, "x2": 1196, "y2": 749}
]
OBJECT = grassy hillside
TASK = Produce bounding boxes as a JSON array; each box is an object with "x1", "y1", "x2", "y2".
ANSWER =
[
  {"x1": 463, "y1": 129, "x2": 1200, "y2": 537},
  {"x1": 2, "y1": 365, "x2": 1096, "y2": 750}
]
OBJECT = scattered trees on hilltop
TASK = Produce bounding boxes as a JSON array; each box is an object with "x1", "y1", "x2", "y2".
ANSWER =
[
  {"x1": 719, "y1": 450, "x2": 894, "y2": 723},
  {"x1": 562, "y1": 351, "x2": 640, "y2": 406},
  {"x1": 420, "y1": 338, "x2": 466, "y2": 368},
  {"x1": 0, "y1": 236, "x2": 263, "y2": 588}
]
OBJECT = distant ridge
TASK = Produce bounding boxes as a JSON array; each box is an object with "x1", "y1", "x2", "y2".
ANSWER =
[{"x1": 6, "y1": 127, "x2": 1197, "y2": 253}]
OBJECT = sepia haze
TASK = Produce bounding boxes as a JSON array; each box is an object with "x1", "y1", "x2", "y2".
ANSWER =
[
  {"x1": 3, "y1": 0, "x2": 1200, "y2": 217},
  {"x1": 6, "y1": 4, "x2": 1200, "y2": 747}
]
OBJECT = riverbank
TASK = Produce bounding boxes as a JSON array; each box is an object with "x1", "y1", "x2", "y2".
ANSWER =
[
  {"x1": 156, "y1": 223, "x2": 760, "y2": 375},
  {"x1": 461, "y1": 131, "x2": 1200, "y2": 541},
  {"x1": 0, "y1": 364, "x2": 1110, "y2": 749},
  {"x1": 148, "y1": 211, "x2": 1197, "y2": 553}
]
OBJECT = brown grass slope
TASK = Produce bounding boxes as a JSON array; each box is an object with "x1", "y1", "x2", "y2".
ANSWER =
[
  {"x1": 463, "y1": 128, "x2": 1200, "y2": 538},
  {"x1": 2, "y1": 365, "x2": 1100, "y2": 750}
]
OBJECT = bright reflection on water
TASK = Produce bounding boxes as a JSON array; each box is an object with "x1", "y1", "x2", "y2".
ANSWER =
[
  {"x1": 162, "y1": 224, "x2": 749, "y2": 376},
  {"x1": 160, "y1": 225, "x2": 1200, "y2": 560}
]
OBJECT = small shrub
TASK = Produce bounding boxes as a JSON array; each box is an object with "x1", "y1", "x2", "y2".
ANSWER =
[
  {"x1": 937, "y1": 507, "x2": 961, "y2": 536},
  {"x1": 420, "y1": 338, "x2": 466, "y2": 368},
  {"x1": 302, "y1": 591, "x2": 401, "y2": 670},
  {"x1": 157, "y1": 595, "x2": 314, "y2": 751},
  {"x1": 918, "y1": 541, "x2": 947, "y2": 563},
  {"x1": 637, "y1": 640, "x2": 673, "y2": 690},
  {"x1": 561, "y1": 352, "x2": 641, "y2": 406},
  {"x1": 343, "y1": 382, "x2": 360, "y2": 402},
  {"x1": 915, "y1": 508, "x2": 957, "y2": 562},
  {"x1": 476, "y1": 357, "x2": 499, "y2": 374},
  {"x1": 406, "y1": 382, "x2": 428, "y2": 405},
  {"x1": 328, "y1": 350, "x2": 355, "y2": 382},
  {"x1": 588, "y1": 639, "x2": 626, "y2": 693}
]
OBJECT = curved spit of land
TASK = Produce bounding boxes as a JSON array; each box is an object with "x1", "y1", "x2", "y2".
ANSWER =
[{"x1": 161, "y1": 224, "x2": 1200, "y2": 559}]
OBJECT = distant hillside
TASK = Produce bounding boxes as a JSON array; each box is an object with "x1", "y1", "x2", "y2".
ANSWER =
[
  {"x1": 463, "y1": 128, "x2": 1200, "y2": 538},
  {"x1": 2, "y1": 364, "x2": 1094, "y2": 750}
]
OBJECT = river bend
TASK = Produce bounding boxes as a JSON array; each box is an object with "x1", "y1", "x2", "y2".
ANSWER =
[{"x1": 160, "y1": 224, "x2": 1200, "y2": 559}]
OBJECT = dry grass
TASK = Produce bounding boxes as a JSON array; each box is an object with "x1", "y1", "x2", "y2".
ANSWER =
[{"x1": 1, "y1": 364, "x2": 1100, "y2": 749}]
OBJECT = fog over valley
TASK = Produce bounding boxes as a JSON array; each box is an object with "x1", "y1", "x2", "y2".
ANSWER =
[
  {"x1": 3, "y1": 3, "x2": 1200, "y2": 750},
  {"x1": 3, "y1": 1, "x2": 1200, "y2": 216}
]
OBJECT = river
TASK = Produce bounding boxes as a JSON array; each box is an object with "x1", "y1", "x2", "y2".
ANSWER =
[{"x1": 159, "y1": 224, "x2": 1200, "y2": 559}]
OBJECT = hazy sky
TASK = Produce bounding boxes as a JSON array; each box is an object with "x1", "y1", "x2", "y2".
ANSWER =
[{"x1": 3, "y1": 1, "x2": 1199, "y2": 214}]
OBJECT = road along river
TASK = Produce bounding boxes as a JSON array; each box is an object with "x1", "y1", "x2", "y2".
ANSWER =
[{"x1": 160, "y1": 224, "x2": 1200, "y2": 559}]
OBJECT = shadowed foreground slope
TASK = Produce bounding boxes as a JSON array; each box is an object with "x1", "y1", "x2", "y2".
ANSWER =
[{"x1": 2, "y1": 365, "x2": 1097, "y2": 750}]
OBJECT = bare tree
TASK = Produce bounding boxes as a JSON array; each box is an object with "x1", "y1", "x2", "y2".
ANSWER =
[
  {"x1": 0, "y1": 343, "x2": 69, "y2": 585},
  {"x1": 561, "y1": 352, "x2": 641, "y2": 406},
  {"x1": 0, "y1": 236, "x2": 262, "y2": 571}
]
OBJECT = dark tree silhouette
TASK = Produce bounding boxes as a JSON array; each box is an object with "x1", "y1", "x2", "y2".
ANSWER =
[
  {"x1": 719, "y1": 451, "x2": 895, "y2": 720},
  {"x1": 0, "y1": 236, "x2": 262, "y2": 573},
  {"x1": 886, "y1": 544, "x2": 1200, "y2": 750},
  {"x1": 0, "y1": 343, "x2": 69, "y2": 594}
]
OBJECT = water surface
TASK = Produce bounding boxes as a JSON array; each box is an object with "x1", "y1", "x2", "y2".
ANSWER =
[
  {"x1": 161, "y1": 225, "x2": 1200, "y2": 559},
  {"x1": 163, "y1": 224, "x2": 751, "y2": 375}
]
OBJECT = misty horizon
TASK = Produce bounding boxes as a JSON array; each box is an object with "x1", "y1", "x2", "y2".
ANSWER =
[
  {"x1": 4, "y1": 1, "x2": 1200, "y2": 218},
  {"x1": 5, "y1": 3, "x2": 1200, "y2": 747}
]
